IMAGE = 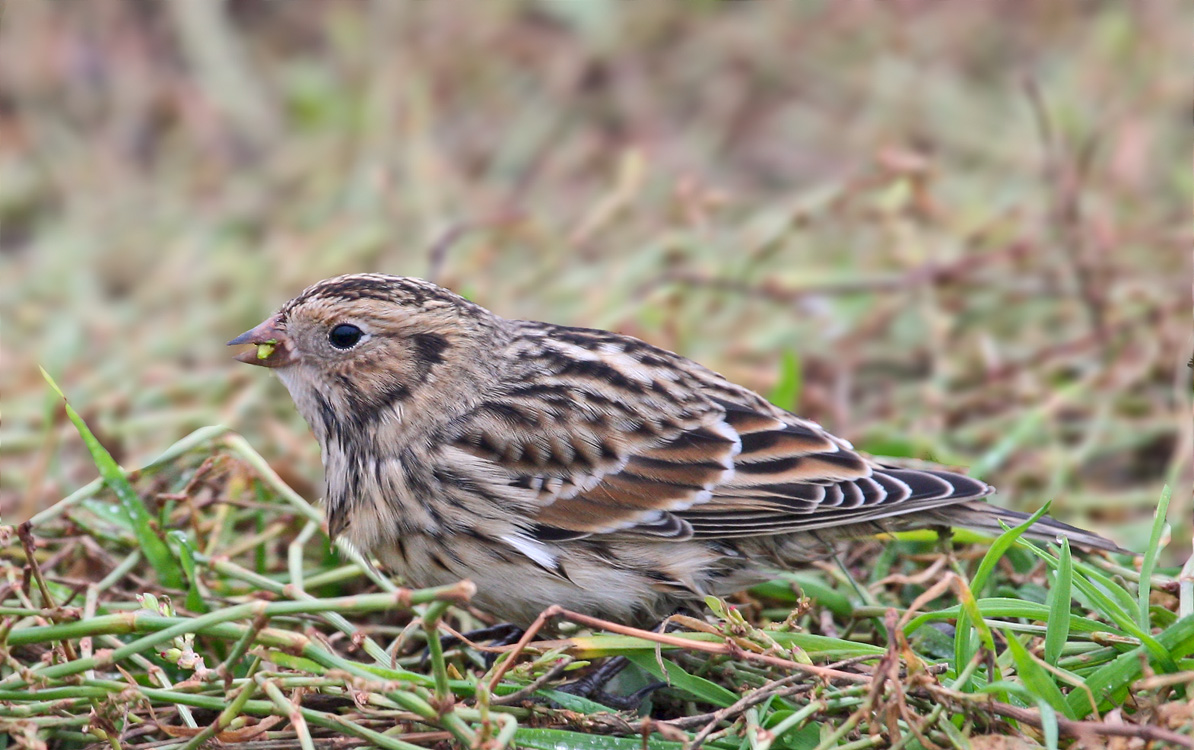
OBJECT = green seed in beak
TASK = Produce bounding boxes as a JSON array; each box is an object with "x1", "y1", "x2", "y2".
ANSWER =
[{"x1": 256, "y1": 340, "x2": 278, "y2": 360}]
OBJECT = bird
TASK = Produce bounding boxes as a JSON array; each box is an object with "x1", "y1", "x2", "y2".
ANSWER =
[{"x1": 229, "y1": 273, "x2": 1121, "y2": 628}]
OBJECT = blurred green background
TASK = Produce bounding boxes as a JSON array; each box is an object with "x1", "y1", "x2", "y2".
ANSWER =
[{"x1": 1, "y1": 1, "x2": 1189, "y2": 554}]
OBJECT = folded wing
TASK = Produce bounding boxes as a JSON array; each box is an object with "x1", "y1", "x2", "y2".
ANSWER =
[{"x1": 449, "y1": 327, "x2": 992, "y2": 545}]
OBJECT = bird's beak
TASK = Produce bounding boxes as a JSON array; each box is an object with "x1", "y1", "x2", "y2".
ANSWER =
[{"x1": 228, "y1": 314, "x2": 297, "y2": 368}]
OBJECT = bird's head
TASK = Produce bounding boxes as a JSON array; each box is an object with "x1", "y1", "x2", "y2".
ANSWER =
[{"x1": 229, "y1": 274, "x2": 503, "y2": 445}]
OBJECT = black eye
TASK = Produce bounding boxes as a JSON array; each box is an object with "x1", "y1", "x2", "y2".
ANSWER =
[{"x1": 328, "y1": 324, "x2": 364, "y2": 349}]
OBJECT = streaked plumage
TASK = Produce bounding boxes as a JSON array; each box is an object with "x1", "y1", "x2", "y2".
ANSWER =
[{"x1": 230, "y1": 273, "x2": 1120, "y2": 626}]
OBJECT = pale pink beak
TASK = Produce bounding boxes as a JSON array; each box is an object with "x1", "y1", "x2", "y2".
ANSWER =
[{"x1": 227, "y1": 314, "x2": 297, "y2": 368}]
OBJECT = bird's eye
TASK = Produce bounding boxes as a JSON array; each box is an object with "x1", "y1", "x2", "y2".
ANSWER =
[{"x1": 328, "y1": 324, "x2": 364, "y2": 349}]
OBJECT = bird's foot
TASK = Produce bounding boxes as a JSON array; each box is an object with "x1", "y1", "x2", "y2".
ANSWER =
[
  {"x1": 428, "y1": 622, "x2": 524, "y2": 667},
  {"x1": 555, "y1": 656, "x2": 667, "y2": 711}
]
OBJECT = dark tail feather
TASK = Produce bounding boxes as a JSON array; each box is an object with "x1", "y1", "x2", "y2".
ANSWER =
[{"x1": 934, "y1": 501, "x2": 1128, "y2": 554}]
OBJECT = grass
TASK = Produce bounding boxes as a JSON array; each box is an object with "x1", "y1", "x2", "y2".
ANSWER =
[
  {"x1": 1, "y1": 1, "x2": 1191, "y2": 747},
  {"x1": 2, "y1": 383, "x2": 1190, "y2": 748}
]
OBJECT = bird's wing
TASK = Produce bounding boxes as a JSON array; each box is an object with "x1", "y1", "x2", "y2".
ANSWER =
[
  {"x1": 447, "y1": 324, "x2": 991, "y2": 542},
  {"x1": 670, "y1": 400, "x2": 991, "y2": 538}
]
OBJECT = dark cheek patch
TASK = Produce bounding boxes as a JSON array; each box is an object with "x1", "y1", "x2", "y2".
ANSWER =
[
  {"x1": 369, "y1": 379, "x2": 413, "y2": 413},
  {"x1": 334, "y1": 369, "x2": 411, "y2": 430},
  {"x1": 325, "y1": 333, "x2": 449, "y2": 430},
  {"x1": 406, "y1": 332, "x2": 450, "y2": 388},
  {"x1": 411, "y1": 333, "x2": 450, "y2": 367}
]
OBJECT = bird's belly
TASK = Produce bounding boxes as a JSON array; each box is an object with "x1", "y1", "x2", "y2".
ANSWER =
[{"x1": 372, "y1": 533, "x2": 738, "y2": 627}]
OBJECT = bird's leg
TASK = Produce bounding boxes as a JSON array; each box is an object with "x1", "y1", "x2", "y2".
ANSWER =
[
  {"x1": 430, "y1": 622, "x2": 525, "y2": 668},
  {"x1": 556, "y1": 656, "x2": 631, "y2": 699},
  {"x1": 554, "y1": 617, "x2": 681, "y2": 710},
  {"x1": 933, "y1": 524, "x2": 967, "y2": 577},
  {"x1": 933, "y1": 524, "x2": 954, "y2": 553},
  {"x1": 555, "y1": 662, "x2": 667, "y2": 710},
  {"x1": 821, "y1": 533, "x2": 868, "y2": 604},
  {"x1": 445, "y1": 622, "x2": 526, "y2": 649}
]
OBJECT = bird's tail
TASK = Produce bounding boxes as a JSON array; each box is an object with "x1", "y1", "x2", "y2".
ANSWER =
[{"x1": 929, "y1": 501, "x2": 1127, "y2": 554}]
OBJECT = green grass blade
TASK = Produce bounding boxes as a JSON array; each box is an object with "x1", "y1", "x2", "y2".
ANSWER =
[
  {"x1": 566, "y1": 632, "x2": 719, "y2": 658},
  {"x1": 953, "y1": 576, "x2": 1001, "y2": 692},
  {"x1": 762, "y1": 708, "x2": 824, "y2": 750},
  {"x1": 766, "y1": 631, "x2": 885, "y2": 658},
  {"x1": 513, "y1": 728, "x2": 688, "y2": 750},
  {"x1": 41, "y1": 368, "x2": 184, "y2": 589},
  {"x1": 1065, "y1": 611, "x2": 1194, "y2": 718},
  {"x1": 1068, "y1": 563, "x2": 1174, "y2": 670},
  {"x1": 168, "y1": 530, "x2": 209, "y2": 613},
  {"x1": 1003, "y1": 629, "x2": 1076, "y2": 719},
  {"x1": 1019, "y1": 539, "x2": 1176, "y2": 670},
  {"x1": 751, "y1": 572, "x2": 855, "y2": 618},
  {"x1": 625, "y1": 653, "x2": 739, "y2": 707},
  {"x1": 955, "y1": 504, "x2": 1048, "y2": 690},
  {"x1": 536, "y1": 690, "x2": 632, "y2": 716},
  {"x1": 972, "y1": 503, "x2": 1051, "y2": 597},
  {"x1": 1073, "y1": 560, "x2": 1140, "y2": 621},
  {"x1": 905, "y1": 597, "x2": 1121, "y2": 638},
  {"x1": 1137, "y1": 485, "x2": 1171, "y2": 630},
  {"x1": 980, "y1": 682, "x2": 1060, "y2": 750},
  {"x1": 1044, "y1": 539, "x2": 1073, "y2": 666}
]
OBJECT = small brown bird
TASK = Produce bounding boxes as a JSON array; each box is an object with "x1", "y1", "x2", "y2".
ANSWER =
[{"x1": 230, "y1": 273, "x2": 1119, "y2": 627}]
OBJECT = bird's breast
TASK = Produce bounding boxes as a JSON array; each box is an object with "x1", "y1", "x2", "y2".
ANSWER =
[{"x1": 323, "y1": 444, "x2": 444, "y2": 553}]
